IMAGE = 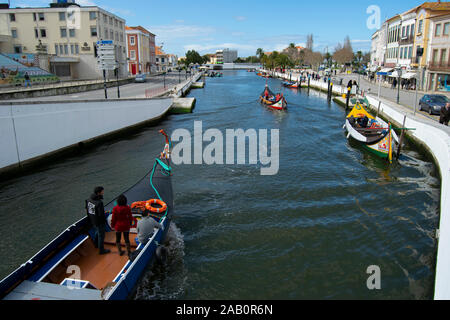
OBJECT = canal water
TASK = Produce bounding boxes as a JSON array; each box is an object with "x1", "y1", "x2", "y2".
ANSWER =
[{"x1": 0, "y1": 70, "x2": 441, "y2": 299}]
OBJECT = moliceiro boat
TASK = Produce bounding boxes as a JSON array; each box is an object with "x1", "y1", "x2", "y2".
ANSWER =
[
  {"x1": 282, "y1": 81, "x2": 300, "y2": 89},
  {"x1": 0, "y1": 130, "x2": 175, "y2": 300},
  {"x1": 260, "y1": 85, "x2": 287, "y2": 111},
  {"x1": 344, "y1": 103, "x2": 399, "y2": 162}
]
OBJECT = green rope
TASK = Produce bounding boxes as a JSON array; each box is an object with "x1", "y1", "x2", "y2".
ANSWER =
[{"x1": 149, "y1": 158, "x2": 172, "y2": 223}]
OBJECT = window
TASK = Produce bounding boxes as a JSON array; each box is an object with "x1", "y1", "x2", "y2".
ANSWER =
[
  {"x1": 408, "y1": 46, "x2": 413, "y2": 59},
  {"x1": 435, "y1": 24, "x2": 442, "y2": 36},
  {"x1": 55, "y1": 44, "x2": 59, "y2": 55},
  {"x1": 9, "y1": 13, "x2": 15, "y2": 22},
  {"x1": 104, "y1": 28, "x2": 108, "y2": 38},
  {"x1": 130, "y1": 50, "x2": 136, "y2": 60},
  {"x1": 59, "y1": 44, "x2": 63, "y2": 54},
  {"x1": 411, "y1": 24, "x2": 415, "y2": 37},
  {"x1": 406, "y1": 25, "x2": 410, "y2": 38},
  {"x1": 34, "y1": 29, "x2": 39, "y2": 38},
  {"x1": 115, "y1": 19, "x2": 118, "y2": 27},
  {"x1": 90, "y1": 26, "x2": 97, "y2": 37},
  {"x1": 38, "y1": 13, "x2": 45, "y2": 21},
  {"x1": 418, "y1": 20, "x2": 423, "y2": 33},
  {"x1": 60, "y1": 28, "x2": 67, "y2": 37},
  {"x1": 89, "y1": 11, "x2": 97, "y2": 20},
  {"x1": 40, "y1": 29, "x2": 46, "y2": 38},
  {"x1": 59, "y1": 12, "x2": 66, "y2": 21},
  {"x1": 64, "y1": 44, "x2": 68, "y2": 55},
  {"x1": 115, "y1": 31, "x2": 118, "y2": 41},
  {"x1": 444, "y1": 22, "x2": 450, "y2": 36},
  {"x1": 402, "y1": 26, "x2": 406, "y2": 38},
  {"x1": 120, "y1": 33, "x2": 123, "y2": 42},
  {"x1": 14, "y1": 45, "x2": 22, "y2": 53},
  {"x1": 11, "y1": 29, "x2": 17, "y2": 38},
  {"x1": 441, "y1": 49, "x2": 447, "y2": 63},
  {"x1": 69, "y1": 29, "x2": 75, "y2": 37},
  {"x1": 109, "y1": 17, "x2": 113, "y2": 25},
  {"x1": 433, "y1": 49, "x2": 439, "y2": 63},
  {"x1": 75, "y1": 44, "x2": 79, "y2": 54},
  {"x1": 130, "y1": 36, "x2": 135, "y2": 45}
]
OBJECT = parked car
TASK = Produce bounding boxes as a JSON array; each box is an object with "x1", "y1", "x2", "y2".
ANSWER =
[
  {"x1": 419, "y1": 94, "x2": 449, "y2": 115},
  {"x1": 134, "y1": 73, "x2": 147, "y2": 83}
]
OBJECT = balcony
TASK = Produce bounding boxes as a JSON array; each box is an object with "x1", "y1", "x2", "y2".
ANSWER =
[
  {"x1": 428, "y1": 61, "x2": 450, "y2": 72},
  {"x1": 399, "y1": 35, "x2": 414, "y2": 45}
]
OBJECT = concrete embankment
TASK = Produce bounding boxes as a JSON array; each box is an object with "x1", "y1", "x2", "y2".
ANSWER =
[
  {"x1": 264, "y1": 69, "x2": 450, "y2": 300},
  {"x1": 0, "y1": 72, "x2": 206, "y2": 178},
  {"x1": 0, "y1": 78, "x2": 135, "y2": 100},
  {"x1": 0, "y1": 98, "x2": 173, "y2": 179}
]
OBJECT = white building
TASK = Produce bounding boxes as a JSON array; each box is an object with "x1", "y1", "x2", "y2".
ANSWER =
[
  {"x1": 216, "y1": 48, "x2": 238, "y2": 63},
  {"x1": 0, "y1": 0, "x2": 127, "y2": 80},
  {"x1": 427, "y1": 14, "x2": 450, "y2": 92}
]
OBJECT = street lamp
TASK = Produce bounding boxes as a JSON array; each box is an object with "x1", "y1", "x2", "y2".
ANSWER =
[{"x1": 396, "y1": 67, "x2": 402, "y2": 104}]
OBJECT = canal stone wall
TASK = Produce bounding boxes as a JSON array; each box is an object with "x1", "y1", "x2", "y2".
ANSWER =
[
  {"x1": 364, "y1": 95, "x2": 450, "y2": 300},
  {"x1": 0, "y1": 98, "x2": 173, "y2": 177}
]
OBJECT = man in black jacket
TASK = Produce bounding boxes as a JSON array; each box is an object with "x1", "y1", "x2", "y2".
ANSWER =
[{"x1": 86, "y1": 186, "x2": 111, "y2": 255}]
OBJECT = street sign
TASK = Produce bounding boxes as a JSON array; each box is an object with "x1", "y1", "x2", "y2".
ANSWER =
[
  {"x1": 97, "y1": 40, "x2": 113, "y2": 45},
  {"x1": 97, "y1": 40, "x2": 116, "y2": 71}
]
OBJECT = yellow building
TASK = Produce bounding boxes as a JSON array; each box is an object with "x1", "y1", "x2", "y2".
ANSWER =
[{"x1": 411, "y1": 1, "x2": 450, "y2": 90}]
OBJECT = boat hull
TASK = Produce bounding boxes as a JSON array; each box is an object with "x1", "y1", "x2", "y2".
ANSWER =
[{"x1": 260, "y1": 96, "x2": 287, "y2": 110}]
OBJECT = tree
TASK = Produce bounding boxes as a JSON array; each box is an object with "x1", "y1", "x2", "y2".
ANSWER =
[
  {"x1": 303, "y1": 49, "x2": 322, "y2": 70},
  {"x1": 185, "y1": 50, "x2": 204, "y2": 65},
  {"x1": 332, "y1": 41, "x2": 353, "y2": 66},
  {"x1": 275, "y1": 53, "x2": 294, "y2": 69},
  {"x1": 256, "y1": 48, "x2": 264, "y2": 60}
]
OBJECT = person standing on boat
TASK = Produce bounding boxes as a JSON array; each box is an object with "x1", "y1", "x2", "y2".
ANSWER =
[
  {"x1": 86, "y1": 187, "x2": 111, "y2": 255},
  {"x1": 111, "y1": 194, "x2": 134, "y2": 257},
  {"x1": 137, "y1": 211, "x2": 163, "y2": 245}
]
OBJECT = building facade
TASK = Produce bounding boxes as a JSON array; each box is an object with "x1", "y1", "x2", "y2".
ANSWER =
[
  {"x1": 369, "y1": 1, "x2": 450, "y2": 92},
  {"x1": 0, "y1": 1, "x2": 127, "y2": 80},
  {"x1": 427, "y1": 14, "x2": 450, "y2": 91},
  {"x1": 216, "y1": 48, "x2": 238, "y2": 64},
  {"x1": 155, "y1": 46, "x2": 168, "y2": 72},
  {"x1": 125, "y1": 26, "x2": 156, "y2": 75}
]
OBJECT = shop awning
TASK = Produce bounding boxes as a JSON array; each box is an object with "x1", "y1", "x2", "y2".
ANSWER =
[
  {"x1": 377, "y1": 68, "x2": 393, "y2": 75},
  {"x1": 389, "y1": 71, "x2": 400, "y2": 78},
  {"x1": 369, "y1": 66, "x2": 378, "y2": 72},
  {"x1": 402, "y1": 72, "x2": 417, "y2": 79}
]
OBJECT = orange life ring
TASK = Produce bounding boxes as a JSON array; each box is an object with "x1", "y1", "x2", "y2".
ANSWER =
[
  {"x1": 145, "y1": 199, "x2": 167, "y2": 214},
  {"x1": 131, "y1": 201, "x2": 147, "y2": 211}
]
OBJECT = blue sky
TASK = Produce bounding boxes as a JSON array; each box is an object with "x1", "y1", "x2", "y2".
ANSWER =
[{"x1": 15, "y1": 0, "x2": 428, "y2": 57}]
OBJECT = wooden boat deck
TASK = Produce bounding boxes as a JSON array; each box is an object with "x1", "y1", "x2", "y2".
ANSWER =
[{"x1": 43, "y1": 232, "x2": 138, "y2": 290}]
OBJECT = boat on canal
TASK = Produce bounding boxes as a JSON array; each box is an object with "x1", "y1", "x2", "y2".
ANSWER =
[
  {"x1": 260, "y1": 85, "x2": 287, "y2": 111},
  {"x1": 344, "y1": 103, "x2": 399, "y2": 161},
  {"x1": 0, "y1": 130, "x2": 174, "y2": 300},
  {"x1": 282, "y1": 81, "x2": 300, "y2": 89}
]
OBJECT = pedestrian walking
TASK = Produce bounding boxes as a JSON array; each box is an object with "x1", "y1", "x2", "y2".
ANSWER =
[
  {"x1": 440, "y1": 103, "x2": 450, "y2": 126},
  {"x1": 24, "y1": 72, "x2": 31, "y2": 88}
]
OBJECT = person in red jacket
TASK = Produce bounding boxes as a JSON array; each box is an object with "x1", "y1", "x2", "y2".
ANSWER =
[{"x1": 111, "y1": 194, "x2": 134, "y2": 257}]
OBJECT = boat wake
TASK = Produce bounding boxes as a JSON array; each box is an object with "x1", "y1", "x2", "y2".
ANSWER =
[{"x1": 133, "y1": 222, "x2": 187, "y2": 300}]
